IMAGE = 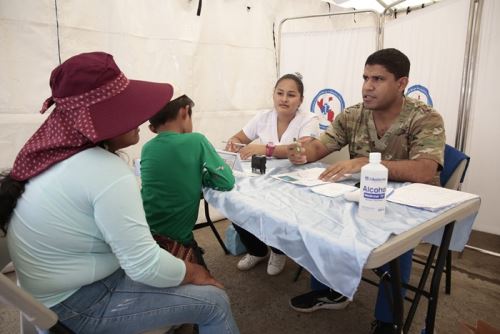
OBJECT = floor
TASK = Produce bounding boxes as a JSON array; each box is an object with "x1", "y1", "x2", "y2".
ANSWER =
[{"x1": 1, "y1": 220, "x2": 499, "y2": 334}]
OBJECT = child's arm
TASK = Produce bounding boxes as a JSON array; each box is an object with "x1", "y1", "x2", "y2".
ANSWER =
[{"x1": 200, "y1": 137, "x2": 235, "y2": 191}]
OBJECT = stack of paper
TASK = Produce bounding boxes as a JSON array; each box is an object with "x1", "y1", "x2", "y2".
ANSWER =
[
  {"x1": 310, "y1": 183, "x2": 358, "y2": 198},
  {"x1": 272, "y1": 167, "x2": 352, "y2": 187},
  {"x1": 387, "y1": 183, "x2": 479, "y2": 211}
]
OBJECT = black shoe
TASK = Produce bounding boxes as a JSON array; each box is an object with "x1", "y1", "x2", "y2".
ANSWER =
[
  {"x1": 289, "y1": 289, "x2": 350, "y2": 313},
  {"x1": 370, "y1": 320, "x2": 397, "y2": 334}
]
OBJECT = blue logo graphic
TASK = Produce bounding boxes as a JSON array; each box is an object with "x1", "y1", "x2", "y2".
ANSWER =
[
  {"x1": 406, "y1": 84, "x2": 433, "y2": 107},
  {"x1": 310, "y1": 88, "x2": 345, "y2": 131}
]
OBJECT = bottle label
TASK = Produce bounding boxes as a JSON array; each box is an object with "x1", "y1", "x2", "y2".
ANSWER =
[{"x1": 362, "y1": 186, "x2": 386, "y2": 199}]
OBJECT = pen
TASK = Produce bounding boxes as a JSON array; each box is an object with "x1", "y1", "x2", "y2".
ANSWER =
[
  {"x1": 293, "y1": 138, "x2": 301, "y2": 153},
  {"x1": 222, "y1": 141, "x2": 246, "y2": 147}
]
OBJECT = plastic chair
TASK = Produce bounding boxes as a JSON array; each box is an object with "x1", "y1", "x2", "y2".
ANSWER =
[
  {"x1": 413, "y1": 144, "x2": 470, "y2": 295},
  {"x1": 194, "y1": 193, "x2": 230, "y2": 254},
  {"x1": 0, "y1": 237, "x2": 74, "y2": 334},
  {"x1": 439, "y1": 144, "x2": 470, "y2": 294}
]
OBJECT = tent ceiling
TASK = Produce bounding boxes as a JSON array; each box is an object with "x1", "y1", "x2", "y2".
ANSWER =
[{"x1": 322, "y1": 0, "x2": 442, "y2": 13}]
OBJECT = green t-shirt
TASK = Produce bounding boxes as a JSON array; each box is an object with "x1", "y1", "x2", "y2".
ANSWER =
[{"x1": 141, "y1": 131, "x2": 234, "y2": 243}]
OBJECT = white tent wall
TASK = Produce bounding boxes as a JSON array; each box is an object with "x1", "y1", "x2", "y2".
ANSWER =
[
  {"x1": 463, "y1": 0, "x2": 500, "y2": 235},
  {"x1": 279, "y1": 12, "x2": 379, "y2": 130},
  {"x1": 0, "y1": 0, "x2": 333, "y2": 167},
  {"x1": 384, "y1": 0, "x2": 470, "y2": 145}
]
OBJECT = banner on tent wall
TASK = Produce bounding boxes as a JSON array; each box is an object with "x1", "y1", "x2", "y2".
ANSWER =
[
  {"x1": 406, "y1": 84, "x2": 433, "y2": 107},
  {"x1": 280, "y1": 27, "x2": 377, "y2": 133},
  {"x1": 310, "y1": 88, "x2": 345, "y2": 131}
]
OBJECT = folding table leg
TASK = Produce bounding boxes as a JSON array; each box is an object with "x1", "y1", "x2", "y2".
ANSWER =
[
  {"x1": 424, "y1": 222, "x2": 455, "y2": 334},
  {"x1": 389, "y1": 257, "x2": 404, "y2": 333}
]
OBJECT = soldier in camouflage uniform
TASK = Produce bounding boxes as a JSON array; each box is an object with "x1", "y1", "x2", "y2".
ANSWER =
[{"x1": 287, "y1": 48, "x2": 445, "y2": 334}]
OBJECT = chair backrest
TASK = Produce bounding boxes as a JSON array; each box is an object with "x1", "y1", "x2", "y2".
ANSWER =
[
  {"x1": 440, "y1": 144, "x2": 470, "y2": 190},
  {"x1": 0, "y1": 237, "x2": 59, "y2": 331}
]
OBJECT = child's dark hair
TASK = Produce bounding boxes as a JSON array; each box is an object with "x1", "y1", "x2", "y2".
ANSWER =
[
  {"x1": 149, "y1": 95, "x2": 194, "y2": 128},
  {"x1": 365, "y1": 48, "x2": 410, "y2": 79}
]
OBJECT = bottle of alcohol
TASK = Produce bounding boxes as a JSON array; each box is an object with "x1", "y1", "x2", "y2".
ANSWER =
[{"x1": 358, "y1": 152, "x2": 388, "y2": 220}]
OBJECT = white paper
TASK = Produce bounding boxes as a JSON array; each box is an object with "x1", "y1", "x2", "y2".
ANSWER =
[
  {"x1": 387, "y1": 183, "x2": 479, "y2": 211},
  {"x1": 216, "y1": 149, "x2": 244, "y2": 172},
  {"x1": 311, "y1": 183, "x2": 358, "y2": 198},
  {"x1": 273, "y1": 167, "x2": 352, "y2": 187},
  {"x1": 272, "y1": 167, "x2": 328, "y2": 186}
]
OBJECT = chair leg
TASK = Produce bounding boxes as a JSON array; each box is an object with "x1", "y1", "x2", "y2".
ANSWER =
[
  {"x1": 203, "y1": 199, "x2": 229, "y2": 254},
  {"x1": 293, "y1": 266, "x2": 303, "y2": 282},
  {"x1": 445, "y1": 250, "x2": 452, "y2": 295}
]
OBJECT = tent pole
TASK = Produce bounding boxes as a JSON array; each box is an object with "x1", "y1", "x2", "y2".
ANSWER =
[{"x1": 455, "y1": 0, "x2": 483, "y2": 152}]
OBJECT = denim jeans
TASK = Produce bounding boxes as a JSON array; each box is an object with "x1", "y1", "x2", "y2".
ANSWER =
[
  {"x1": 310, "y1": 250, "x2": 414, "y2": 323},
  {"x1": 51, "y1": 269, "x2": 240, "y2": 334}
]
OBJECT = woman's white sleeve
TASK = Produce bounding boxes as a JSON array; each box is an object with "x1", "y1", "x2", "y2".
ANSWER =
[{"x1": 93, "y1": 174, "x2": 186, "y2": 287}]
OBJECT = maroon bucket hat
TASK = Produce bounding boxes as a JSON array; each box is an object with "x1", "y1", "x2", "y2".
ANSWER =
[{"x1": 11, "y1": 51, "x2": 173, "y2": 181}]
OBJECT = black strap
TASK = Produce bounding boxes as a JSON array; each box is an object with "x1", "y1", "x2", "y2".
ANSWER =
[{"x1": 197, "y1": 0, "x2": 202, "y2": 16}]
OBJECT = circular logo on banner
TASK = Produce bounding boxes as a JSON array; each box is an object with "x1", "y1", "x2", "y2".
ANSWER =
[
  {"x1": 406, "y1": 84, "x2": 433, "y2": 107},
  {"x1": 310, "y1": 88, "x2": 345, "y2": 131}
]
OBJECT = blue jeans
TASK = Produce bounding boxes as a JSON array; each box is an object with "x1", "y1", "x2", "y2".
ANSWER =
[
  {"x1": 311, "y1": 250, "x2": 414, "y2": 323},
  {"x1": 51, "y1": 269, "x2": 240, "y2": 334}
]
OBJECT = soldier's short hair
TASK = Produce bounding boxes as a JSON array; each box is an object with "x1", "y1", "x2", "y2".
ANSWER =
[{"x1": 365, "y1": 48, "x2": 410, "y2": 79}]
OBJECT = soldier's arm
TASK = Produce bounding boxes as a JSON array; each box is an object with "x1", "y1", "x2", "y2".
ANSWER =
[
  {"x1": 384, "y1": 111, "x2": 445, "y2": 184},
  {"x1": 382, "y1": 159, "x2": 438, "y2": 183}
]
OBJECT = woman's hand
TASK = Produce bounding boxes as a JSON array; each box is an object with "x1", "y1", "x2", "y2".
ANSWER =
[
  {"x1": 287, "y1": 139, "x2": 307, "y2": 165},
  {"x1": 238, "y1": 144, "x2": 265, "y2": 160},
  {"x1": 225, "y1": 138, "x2": 242, "y2": 153},
  {"x1": 182, "y1": 261, "x2": 224, "y2": 289}
]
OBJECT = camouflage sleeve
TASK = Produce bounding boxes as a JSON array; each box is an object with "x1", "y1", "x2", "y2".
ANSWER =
[
  {"x1": 409, "y1": 111, "x2": 445, "y2": 168},
  {"x1": 319, "y1": 111, "x2": 348, "y2": 152}
]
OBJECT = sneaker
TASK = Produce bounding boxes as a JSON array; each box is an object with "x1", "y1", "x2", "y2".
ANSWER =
[
  {"x1": 267, "y1": 253, "x2": 286, "y2": 275},
  {"x1": 289, "y1": 289, "x2": 350, "y2": 313},
  {"x1": 237, "y1": 254, "x2": 267, "y2": 271},
  {"x1": 370, "y1": 320, "x2": 397, "y2": 334}
]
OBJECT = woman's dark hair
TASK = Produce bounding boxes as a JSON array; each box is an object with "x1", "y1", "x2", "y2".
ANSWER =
[
  {"x1": 0, "y1": 171, "x2": 26, "y2": 235},
  {"x1": 275, "y1": 73, "x2": 304, "y2": 98},
  {"x1": 149, "y1": 95, "x2": 195, "y2": 129}
]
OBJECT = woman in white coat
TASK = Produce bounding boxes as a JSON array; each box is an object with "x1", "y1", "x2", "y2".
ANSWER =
[{"x1": 225, "y1": 73, "x2": 319, "y2": 275}]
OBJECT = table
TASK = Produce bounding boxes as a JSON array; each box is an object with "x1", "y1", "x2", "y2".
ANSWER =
[{"x1": 204, "y1": 161, "x2": 480, "y2": 333}]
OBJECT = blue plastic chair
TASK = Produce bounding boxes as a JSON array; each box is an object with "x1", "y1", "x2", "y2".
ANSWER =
[
  {"x1": 424, "y1": 144, "x2": 470, "y2": 295},
  {"x1": 440, "y1": 144, "x2": 470, "y2": 189}
]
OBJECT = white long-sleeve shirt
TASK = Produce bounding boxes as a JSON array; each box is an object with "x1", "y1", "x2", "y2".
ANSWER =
[{"x1": 7, "y1": 147, "x2": 186, "y2": 307}]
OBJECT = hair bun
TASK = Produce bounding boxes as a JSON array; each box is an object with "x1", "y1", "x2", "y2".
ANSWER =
[{"x1": 294, "y1": 72, "x2": 303, "y2": 80}]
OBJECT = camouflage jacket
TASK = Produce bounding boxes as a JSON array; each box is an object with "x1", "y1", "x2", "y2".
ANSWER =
[{"x1": 319, "y1": 96, "x2": 445, "y2": 185}]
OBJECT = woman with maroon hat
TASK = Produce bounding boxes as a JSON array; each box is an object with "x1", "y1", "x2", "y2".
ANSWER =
[{"x1": 0, "y1": 52, "x2": 239, "y2": 334}]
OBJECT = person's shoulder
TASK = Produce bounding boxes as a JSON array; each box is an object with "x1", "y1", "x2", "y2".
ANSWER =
[
  {"x1": 296, "y1": 110, "x2": 318, "y2": 120},
  {"x1": 71, "y1": 147, "x2": 133, "y2": 180},
  {"x1": 343, "y1": 102, "x2": 363, "y2": 114},
  {"x1": 405, "y1": 97, "x2": 439, "y2": 115},
  {"x1": 183, "y1": 132, "x2": 212, "y2": 146},
  {"x1": 256, "y1": 109, "x2": 275, "y2": 119}
]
